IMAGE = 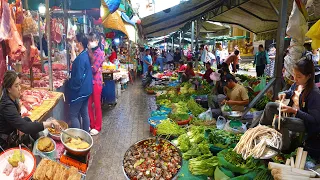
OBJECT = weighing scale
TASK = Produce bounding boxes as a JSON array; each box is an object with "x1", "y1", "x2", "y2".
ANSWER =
[
  {"x1": 60, "y1": 150, "x2": 90, "y2": 173},
  {"x1": 227, "y1": 111, "x2": 243, "y2": 129}
]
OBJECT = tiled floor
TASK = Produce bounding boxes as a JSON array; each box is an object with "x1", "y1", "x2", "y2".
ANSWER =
[{"x1": 85, "y1": 82, "x2": 156, "y2": 179}]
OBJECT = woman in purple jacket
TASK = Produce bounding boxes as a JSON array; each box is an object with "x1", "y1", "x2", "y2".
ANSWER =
[{"x1": 258, "y1": 56, "x2": 320, "y2": 154}]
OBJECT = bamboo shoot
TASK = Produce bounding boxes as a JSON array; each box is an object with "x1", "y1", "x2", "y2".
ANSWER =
[
  {"x1": 291, "y1": 157, "x2": 295, "y2": 167},
  {"x1": 295, "y1": 147, "x2": 304, "y2": 168},
  {"x1": 285, "y1": 159, "x2": 290, "y2": 166},
  {"x1": 268, "y1": 162, "x2": 317, "y2": 177},
  {"x1": 299, "y1": 151, "x2": 308, "y2": 169}
]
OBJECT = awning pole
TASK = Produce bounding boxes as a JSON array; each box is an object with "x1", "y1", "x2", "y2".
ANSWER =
[
  {"x1": 191, "y1": 21, "x2": 195, "y2": 52},
  {"x1": 195, "y1": 20, "x2": 201, "y2": 70},
  {"x1": 242, "y1": 0, "x2": 288, "y2": 118},
  {"x1": 46, "y1": 0, "x2": 53, "y2": 91},
  {"x1": 64, "y1": 0, "x2": 70, "y2": 74},
  {"x1": 273, "y1": 0, "x2": 288, "y2": 97},
  {"x1": 171, "y1": 36, "x2": 174, "y2": 51},
  {"x1": 38, "y1": 13, "x2": 43, "y2": 72},
  {"x1": 179, "y1": 31, "x2": 182, "y2": 52}
]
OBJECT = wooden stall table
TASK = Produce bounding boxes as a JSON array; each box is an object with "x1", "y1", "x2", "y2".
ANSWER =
[{"x1": 28, "y1": 91, "x2": 64, "y2": 122}]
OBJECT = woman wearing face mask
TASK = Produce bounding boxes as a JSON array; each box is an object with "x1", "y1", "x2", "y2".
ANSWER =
[
  {"x1": 0, "y1": 71, "x2": 61, "y2": 149},
  {"x1": 68, "y1": 33, "x2": 93, "y2": 132},
  {"x1": 87, "y1": 32, "x2": 105, "y2": 136},
  {"x1": 256, "y1": 57, "x2": 320, "y2": 154}
]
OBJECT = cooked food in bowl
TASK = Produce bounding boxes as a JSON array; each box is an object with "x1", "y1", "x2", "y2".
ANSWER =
[
  {"x1": 48, "y1": 120, "x2": 68, "y2": 135},
  {"x1": 37, "y1": 137, "x2": 54, "y2": 152},
  {"x1": 65, "y1": 137, "x2": 90, "y2": 150}
]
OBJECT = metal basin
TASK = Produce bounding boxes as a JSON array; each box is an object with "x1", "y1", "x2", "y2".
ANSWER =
[
  {"x1": 60, "y1": 128, "x2": 93, "y2": 156},
  {"x1": 123, "y1": 138, "x2": 183, "y2": 180}
]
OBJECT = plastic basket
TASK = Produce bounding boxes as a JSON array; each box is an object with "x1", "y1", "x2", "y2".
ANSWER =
[
  {"x1": 148, "y1": 116, "x2": 167, "y2": 128},
  {"x1": 159, "y1": 106, "x2": 172, "y2": 113}
]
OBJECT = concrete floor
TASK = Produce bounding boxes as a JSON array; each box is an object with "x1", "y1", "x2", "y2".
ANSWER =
[{"x1": 85, "y1": 82, "x2": 156, "y2": 180}]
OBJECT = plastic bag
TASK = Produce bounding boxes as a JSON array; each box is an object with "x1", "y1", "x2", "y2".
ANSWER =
[
  {"x1": 286, "y1": 1, "x2": 308, "y2": 44},
  {"x1": 253, "y1": 76, "x2": 266, "y2": 92},
  {"x1": 214, "y1": 166, "x2": 231, "y2": 180},
  {"x1": 216, "y1": 116, "x2": 227, "y2": 129},
  {"x1": 198, "y1": 108, "x2": 213, "y2": 121},
  {"x1": 306, "y1": 20, "x2": 320, "y2": 49},
  {"x1": 223, "y1": 121, "x2": 247, "y2": 134},
  {"x1": 22, "y1": 11, "x2": 38, "y2": 36},
  {"x1": 221, "y1": 104, "x2": 232, "y2": 112}
]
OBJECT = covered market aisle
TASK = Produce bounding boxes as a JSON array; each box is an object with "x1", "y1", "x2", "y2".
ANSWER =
[{"x1": 86, "y1": 83, "x2": 155, "y2": 179}]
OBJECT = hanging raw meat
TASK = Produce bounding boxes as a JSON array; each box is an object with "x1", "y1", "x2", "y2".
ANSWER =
[
  {"x1": 0, "y1": 43, "x2": 6, "y2": 87},
  {"x1": 5, "y1": 6, "x2": 26, "y2": 62},
  {"x1": 55, "y1": 22, "x2": 62, "y2": 43},
  {"x1": 21, "y1": 35, "x2": 32, "y2": 71},
  {"x1": 21, "y1": 35, "x2": 39, "y2": 72},
  {"x1": 15, "y1": 0, "x2": 24, "y2": 24},
  {"x1": 0, "y1": 0, "x2": 11, "y2": 41},
  {"x1": 51, "y1": 19, "x2": 62, "y2": 43}
]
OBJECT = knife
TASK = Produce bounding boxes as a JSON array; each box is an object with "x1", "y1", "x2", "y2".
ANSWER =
[
  {"x1": 266, "y1": 145, "x2": 281, "y2": 153},
  {"x1": 19, "y1": 144, "x2": 22, "y2": 162}
]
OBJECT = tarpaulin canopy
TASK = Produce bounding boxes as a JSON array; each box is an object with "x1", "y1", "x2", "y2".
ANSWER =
[
  {"x1": 141, "y1": 0, "x2": 320, "y2": 39},
  {"x1": 141, "y1": 0, "x2": 219, "y2": 38}
]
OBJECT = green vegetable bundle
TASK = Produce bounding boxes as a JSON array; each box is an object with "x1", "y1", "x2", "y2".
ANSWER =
[
  {"x1": 217, "y1": 149, "x2": 264, "y2": 174},
  {"x1": 177, "y1": 134, "x2": 191, "y2": 152},
  {"x1": 253, "y1": 169, "x2": 273, "y2": 180},
  {"x1": 187, "y1": 99, "x2": 206, "y2": 117},
  {"x1": 156, "y1": 119, "x2": 186, "y2": 136},
  {"x1": 207, "y1": 129, "x2": 241, "y2": 149},
  {"x1": 189, "y1": 154, "x2": 219, "y2": 177},
  {"x1": 254, "y1": 95, "x2": 271, "y2": 111}
]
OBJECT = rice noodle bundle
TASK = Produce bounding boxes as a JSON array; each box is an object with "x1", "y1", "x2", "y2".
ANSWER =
[{"x1": 234, "y1": 125, "x2": 282, "y2": 160}]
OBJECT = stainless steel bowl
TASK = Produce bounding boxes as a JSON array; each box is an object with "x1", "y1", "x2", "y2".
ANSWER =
[
  {"x1": 228, "y1": 111, "x2": 242, "y2": 118},
  {"x1": 48, "y1": 120, "x2": 68, "y2": 141},
  {"x1": 122, "y1": 137, "x2": 183, "y2": 180},
  {"x1": 36, "y1": 137, "x2": 56, "y2": 159},
  {"x1": 60, "y1": 128, "x2": 93, "y2": 156}
]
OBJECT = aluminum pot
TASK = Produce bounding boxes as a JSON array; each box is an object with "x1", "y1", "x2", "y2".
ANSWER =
[
  {"x1": 60, "y1": 128, "x2": 93, "y2": 156},
  {"x1": 122, "y1": 137, "x2": 183, "y2": 180}
]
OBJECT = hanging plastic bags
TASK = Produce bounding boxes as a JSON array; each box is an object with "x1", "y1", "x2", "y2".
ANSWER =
[
  {"x1": 306, "y1": 20, "x2": 320, "y2": 49},
  {"x1": 198, "y1": 108, "x2": 213, "y2": 121},
  {"x1": 22, "y1": 11, "x2": 38, "y2": 36},
  {"x1": 286, "y1": 1, "x2": 308, "y2": 44},
  {"x1": 253, "y1": 76, "x2": 266, "y2": 92}
]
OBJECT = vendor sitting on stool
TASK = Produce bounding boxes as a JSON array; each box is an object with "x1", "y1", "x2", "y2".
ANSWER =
[
  {"x1": 221, "y1": 74, "x2": 249, "y2": 112},
  {"x1": 142, "y1": 65, "x2": 155, "y2": 88},
  {"x1": 203, "y1": 62, "x2": 214, "y2": 84},
  {"x1": 255, "y1": 57, "x2": 320, "y2": 154},
  {"x1": 0, "y1": 71, "x2": 61, "y2": 150},
  {"x1": 181, "y1": 62, "x2": 195, "y2": 82}
]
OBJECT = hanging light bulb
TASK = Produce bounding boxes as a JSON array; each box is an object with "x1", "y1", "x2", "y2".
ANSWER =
[
  {"x1": 100, "y1": 5, "x2": 104, "y2": 18},
  {"x1": 38, "y1": 3, "x2": 46, "y2": 15}
]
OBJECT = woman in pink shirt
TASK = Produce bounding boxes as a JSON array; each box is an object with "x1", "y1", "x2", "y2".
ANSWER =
[{"x1": 87, "y1": 33, "x2": 105, "y2": 136}]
